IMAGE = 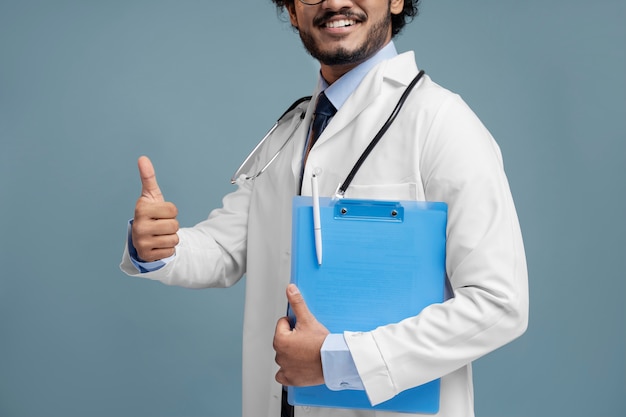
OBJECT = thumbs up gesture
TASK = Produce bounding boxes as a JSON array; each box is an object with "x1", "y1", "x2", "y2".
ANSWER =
[
  {"x1": 131, "y1": 156, "x2": 180, "y2": 262},
  {"x1": 273, "y1": 284, "x2": 330, "y2": 387}
]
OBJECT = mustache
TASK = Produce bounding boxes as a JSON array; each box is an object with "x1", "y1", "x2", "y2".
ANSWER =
[{"x1": 313, "y1": 10, "x2": 367, "y2": 26}]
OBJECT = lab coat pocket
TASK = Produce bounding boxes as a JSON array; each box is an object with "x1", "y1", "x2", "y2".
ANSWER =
[{"x1": 343, "y1": 182, "x2": 420, "y2": 201}]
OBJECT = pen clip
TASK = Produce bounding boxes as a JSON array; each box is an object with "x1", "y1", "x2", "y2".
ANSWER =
[{"x1": 311, "y1": 174, "x2": 323, "y2": 266}]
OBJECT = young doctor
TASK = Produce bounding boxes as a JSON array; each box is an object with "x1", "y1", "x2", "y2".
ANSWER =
[{"x1": 120, "y1": 1, "x2": 529, "y2": 416}]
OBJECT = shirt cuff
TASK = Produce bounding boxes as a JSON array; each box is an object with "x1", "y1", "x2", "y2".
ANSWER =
[
  {"x1": 343, "y1": 330, "x2": 396, "y2": 405},
  {"x1": 321, "y1": 333, "x2": 364, "y2": 391},
  {"x1": 127, "y1": 219, "x2": 175, "y2": 273}
]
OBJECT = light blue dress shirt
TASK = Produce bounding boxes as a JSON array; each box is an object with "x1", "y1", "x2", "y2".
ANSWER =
[{"x1": 129, "y1": 41, "x2": 399, "y2": 392}]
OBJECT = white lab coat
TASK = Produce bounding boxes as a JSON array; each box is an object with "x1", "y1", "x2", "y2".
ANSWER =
[{"x1": 121, "y1": 51, "x2": 528, "y2": 417}]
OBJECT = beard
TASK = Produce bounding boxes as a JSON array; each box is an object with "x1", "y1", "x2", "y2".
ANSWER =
[{"x1": 297, "y1": 7, "x2": 392, "y2": 66}]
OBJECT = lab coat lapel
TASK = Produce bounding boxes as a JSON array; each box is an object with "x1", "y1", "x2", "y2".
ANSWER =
[
  {"x1": 294, "y1": 52, "x2": 419, "y2": 195},
  {"x1": 317, "y1": 67, "x2": 384, "y2": 142},
  {"x1": 315, "y1": 52, "x2": 419, "y2": 146}
]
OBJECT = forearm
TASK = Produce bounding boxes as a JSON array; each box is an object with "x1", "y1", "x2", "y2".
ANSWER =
[
  {"x1": 120, "y1": 181, "x2": 252, "y2": 288},
  {"x1": 345, "y1": 94, "x2": 529, "y2": 405},
  {"x1": 346, "y1": 278, "x2": 528, "y2": 404}
]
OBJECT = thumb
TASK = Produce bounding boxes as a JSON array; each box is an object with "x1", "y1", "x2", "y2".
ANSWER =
[
  {"x1": 137, "y1": 156, "x2": 165, "y2": 202},
  {"x1": 287, "y1": 284, "x2": 315, "y2": 327}
]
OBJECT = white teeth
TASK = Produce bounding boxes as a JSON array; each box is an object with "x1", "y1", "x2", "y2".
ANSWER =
[{"x1": 325, "y1": 19, "x2": 356, "y2": 28}]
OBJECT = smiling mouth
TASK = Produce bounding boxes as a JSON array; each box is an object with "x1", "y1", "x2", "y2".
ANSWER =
[{"x1": 325, "y1": 19, "x2": 357, "y2": 29}]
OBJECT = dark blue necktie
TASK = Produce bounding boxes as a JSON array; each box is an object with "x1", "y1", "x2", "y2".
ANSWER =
[{"x1": 304, "y1": 92, "x2": 336, "y2": 161}]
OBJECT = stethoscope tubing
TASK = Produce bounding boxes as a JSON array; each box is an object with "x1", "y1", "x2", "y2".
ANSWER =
[
  {"x1": 230, "y1": 97, "x2": 310, "y2": 184},
  {"x1": 230, "y1": 69, "x2": 425, "y2": 191}
]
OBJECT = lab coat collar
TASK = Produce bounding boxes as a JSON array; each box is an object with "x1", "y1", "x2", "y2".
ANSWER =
[
  {"x1": 315, "y1": 51, "x2": 419, "y2": 143},
  {"x1": 291, "y1": 51, "x2": 420, "y2": 189}
]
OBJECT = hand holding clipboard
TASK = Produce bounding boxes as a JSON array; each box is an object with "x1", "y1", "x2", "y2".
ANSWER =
[{"x1": 287, "y1": 195, "x2": 447, "y2": 413}]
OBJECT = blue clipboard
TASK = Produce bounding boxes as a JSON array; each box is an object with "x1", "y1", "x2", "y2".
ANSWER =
[{"x1": 288, "y1": 196, "x2": 448, "y2": 414}]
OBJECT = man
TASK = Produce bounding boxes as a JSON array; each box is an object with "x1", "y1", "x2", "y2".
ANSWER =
[{"x1": 120, "y1": 0, "x2": 529, "y2": 416}]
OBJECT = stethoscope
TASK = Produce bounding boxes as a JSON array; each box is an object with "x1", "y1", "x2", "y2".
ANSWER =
[
  {"x1": 230, "y1": 70, "x2": 425, "y2": 197},
  {"x1": 230, "y1": 96, "x2": 311, "y2": 184}
]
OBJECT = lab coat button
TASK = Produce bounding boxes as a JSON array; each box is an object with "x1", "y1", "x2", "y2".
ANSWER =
[{"x1": 313, "y1": 167, "x2": 322, "y2": 176}]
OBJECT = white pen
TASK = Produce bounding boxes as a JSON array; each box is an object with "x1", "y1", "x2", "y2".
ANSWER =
[{"x1": 311, "y1": 174, "x2": 323, "y2": 265}]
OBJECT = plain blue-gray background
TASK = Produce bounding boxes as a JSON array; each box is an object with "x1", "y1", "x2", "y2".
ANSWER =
[{"x1": 1, "y1": 0, "x2": 624, "y2": 416}]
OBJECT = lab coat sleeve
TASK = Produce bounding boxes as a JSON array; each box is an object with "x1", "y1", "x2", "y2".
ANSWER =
[
  {"x1": 344, "y1": 94, "x2": 529, "y2": 405},
  {"x1": 120, "y1": 176, "x2": 252, "y2": 289}
]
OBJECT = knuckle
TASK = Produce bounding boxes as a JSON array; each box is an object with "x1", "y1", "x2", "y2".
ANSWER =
[
  {"x1": 154, "y1": 249, "x2": 172, "y2": 260},
  {"x1": 133, "y1": 237, "x2": 151, "y2": 252},
  {"x1": 165, "y1": 202, "x2": 178, "y2": 217},
  {"x1": 134, "y1": 198, "x2": 151, "y2": 215},
  {"x1": 155, "y1": 236, "x2": 174, "y2": 250},
  {"x1": 133, "y1": 207, "x2": 145, "y2": 221},
  {"x1": 132, "y1": 221, "x2": 147, "y2": 236},
  {"x1": 137, "y1": 250, "x2": 153, "y2": 262},
  {"x1": 135, "y1": 245, "x2": 148, "y2": 258},
  {"x1": 136, "y1": 224, "x2": 155, "y2": 240},
  {"x1": 165, "y1": 220, "x2": 179, "y2": 235}
]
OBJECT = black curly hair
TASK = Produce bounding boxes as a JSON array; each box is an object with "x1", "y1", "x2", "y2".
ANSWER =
[{"x1": 270, "y1": 0, "x2": 420, "y2": 37}]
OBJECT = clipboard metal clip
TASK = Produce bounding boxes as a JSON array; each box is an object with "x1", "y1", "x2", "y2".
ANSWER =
[{"x1": 333, "y1": 199, "x2": 405, "y2": 222}]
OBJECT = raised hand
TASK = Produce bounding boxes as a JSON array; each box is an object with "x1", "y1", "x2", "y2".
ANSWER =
[{"x1": 131, "y1": 156, "x2": 180, "y2": 262}]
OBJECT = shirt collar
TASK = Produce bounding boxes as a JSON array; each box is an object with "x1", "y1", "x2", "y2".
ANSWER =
[{"x1": 319, "y1": 41, "x2": 398, "y2": 111}]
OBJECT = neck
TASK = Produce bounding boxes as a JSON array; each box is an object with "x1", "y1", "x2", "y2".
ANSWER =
[
  {"x1": 318, "y1": 40, "x2": 394, "y2": 85},
  {"x1": 320, "y1": 62, "x2": 361, "y2": 85}
]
